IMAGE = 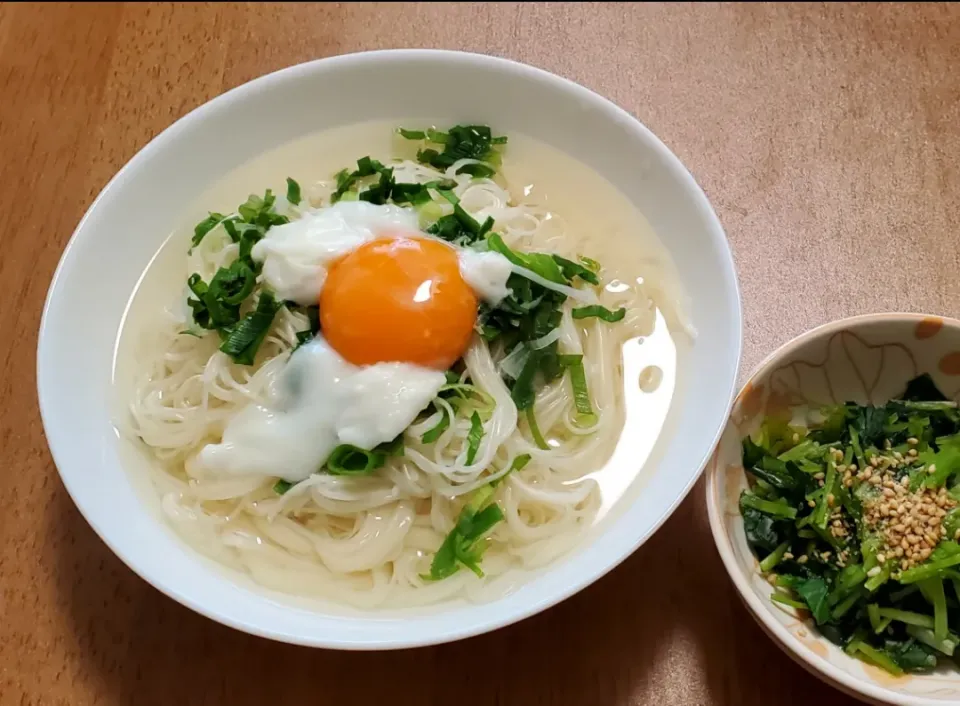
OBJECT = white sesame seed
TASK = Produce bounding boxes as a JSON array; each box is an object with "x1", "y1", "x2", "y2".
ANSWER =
[
  {"x1": 908, "y1": 448, "x2": 918, "y2": 457},
  {"x1": 907, "y1": 437, "x2": 919, "y2": 445},
  {"x1": 798, "y1": 555, "x2": 808, "y2": 564},
  {"x1": 867, "y1": 566, "x2": 882, "y2": 577},
  {"x1": 877, "y1": 553, "x2": 886, "y2": 563}
]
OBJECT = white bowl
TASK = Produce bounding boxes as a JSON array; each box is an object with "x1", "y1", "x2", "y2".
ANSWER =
[
  {"x1": 38, "y1": 50, "x2": 741, "y2": 649},
  {"x1": 707, "y1": 313, "x2": 960, "y2": 705}
]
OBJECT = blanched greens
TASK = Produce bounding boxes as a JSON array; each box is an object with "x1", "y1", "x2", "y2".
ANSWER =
[{"x1": 741, "y1": 374, "x2": 960, "y2": 675}]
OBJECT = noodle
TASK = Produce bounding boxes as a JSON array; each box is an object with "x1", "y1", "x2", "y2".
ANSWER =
[{"x1": 123, "y1": 137, "x2": 672, "y2": 608}]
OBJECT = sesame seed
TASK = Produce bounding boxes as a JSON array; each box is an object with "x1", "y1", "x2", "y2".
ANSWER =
[
  {"x1": 908, "y1": 448, "x2": 918, "y2": 457},
  {"x1": 783, "y1": 552, "x2": 794, "y2": 560},
  {"x1": 883, "y1": 487, "x2": 895, "y2": 498},
  {"x1": 814, "y1": 472, "x2": 825, "y2": 480},
  {"x1": 808, "y1": 499, "x2": 816, "y2": 508},
  {"x1": 894, "y1": 451, "x2": 904, "y2": 461},
  {"x1": 867, "y1": 566, "x2": 882, "y2": 577},
  {"x1": 877, "y1": 553, "x2": 886, "y2": 563},
  {"x1": 844, "y1": 478, "x2": 854, "y2": 488},
  {"x1": 827, "y1": 494, "x2": 835, "y2": 507},
  {"x1": 929, "y1": 464, "x2": 938, "y2": 475},
  {"x1": 792, "y1": 432, "x2": 800, "y2": 443},
  {"x1": 870, "y1": 457, "x2": 880, "y2": 468},
  {"x1": 907, "y1": 437, "x2": 919, "y2": 446},
  {"x1": 798, "y1": 555, "x2": 808, "y2": 564}
]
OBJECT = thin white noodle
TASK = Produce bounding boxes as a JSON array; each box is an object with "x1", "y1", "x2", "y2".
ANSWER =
[{"x1": 125, "y1": 152, "x2": 679, "y2": 608}]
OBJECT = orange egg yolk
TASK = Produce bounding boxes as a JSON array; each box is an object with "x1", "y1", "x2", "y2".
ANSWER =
[{"x1": 320, "y1": 237, "x2": 478, "y2": 369}]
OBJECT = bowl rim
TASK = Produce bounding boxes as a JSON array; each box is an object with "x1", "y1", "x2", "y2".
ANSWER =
[
  {"x1": 38, "y1": 48, "x2": 742, "y2": 649},
  {"x1": 706, "y1": 311, "x2": 960, "y2": 706}
]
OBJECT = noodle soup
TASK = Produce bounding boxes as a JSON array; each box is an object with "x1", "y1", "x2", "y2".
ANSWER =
[{"x1": 115, "y1": 122, "x2": 686, "y2": 608}]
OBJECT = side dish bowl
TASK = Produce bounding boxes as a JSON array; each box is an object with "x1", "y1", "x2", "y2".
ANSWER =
[
  {"x1": 707, "y1": 313, "x2": 960, "y2": 705},
  {"x1": 38, "y1": 50, "x2": 740, "y2": 649}
]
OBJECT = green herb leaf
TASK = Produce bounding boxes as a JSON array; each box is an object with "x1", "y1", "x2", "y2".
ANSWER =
[
  {"x1": 285, "y1": 177, "x2": 301, "y2": 205},
  {"x1": 795, "y1": 576, "x2": 831, "y2": 624},
  {"x1": 571, "y1": 305, "x2": 627, "y2": 323}
]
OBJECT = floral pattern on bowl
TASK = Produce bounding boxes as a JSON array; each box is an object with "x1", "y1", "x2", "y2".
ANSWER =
[{"x1": 707, "y1": 314, "x2": 960, "y2": 705}]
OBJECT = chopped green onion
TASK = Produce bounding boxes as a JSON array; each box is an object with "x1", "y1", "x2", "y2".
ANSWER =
[
  {"x1": 326, "y1": 444, "x2": 387, "y2": 475},
  {"x1": 466, "y1": 412, "x2": 483, "y2": 465},
  {"x1": 397, "y1": 128, "x2": 427, "y2": 140},
  {"x1": 553, "y1": 255, "x2": 600, "y2": 285},
  {"x1": 424, "y1": 482, "x2": 504, "y2": 581},
  {"x1": 192, "y1": 212, "x2": 226, "y2": 247},
  {"x1": 571, "y1": 305, "x2": 627, "y2": 323},
  {"x1": 559, "y1": 354, "x2": 597, "y2": 426},
  {"x1": 285, "y1": 177, "x2": 301, "y2": 205},
  {"x1": 525, "y1": 406, "x2": 549, "y2": 450},
  {"x1": 487, "y1": 233, "x2": 567, "y2": 285},
  {"x1": 219, "y1": 291, "x2": 282, "y2": 365},
  {"x1": 273, "y1": 479, "x2": 294, "y2": 495},
  {"x1": 456, "y1": 163, "x2": 497, "y2": 179},
  {"x1": 578, "y1": 255, "x2": 601, "y2": 272},
  {"x1": 421, "y1": 410, "x2": 450, "y2": 444}
]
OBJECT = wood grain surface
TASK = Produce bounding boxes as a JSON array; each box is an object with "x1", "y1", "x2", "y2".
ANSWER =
[{"x1": 3, "y1": 3, "x2": 959, "y2": 705}]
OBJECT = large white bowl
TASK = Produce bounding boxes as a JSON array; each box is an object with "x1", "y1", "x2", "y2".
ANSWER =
[{"x1": 37, "y1": 50, "x2": 741, "y2": 649}]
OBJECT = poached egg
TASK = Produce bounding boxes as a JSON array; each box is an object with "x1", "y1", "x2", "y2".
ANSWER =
[{"x1": 197, "y1": 200, "x2": 512, "y2": 481}]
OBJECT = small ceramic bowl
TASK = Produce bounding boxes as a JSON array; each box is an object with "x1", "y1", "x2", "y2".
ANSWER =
[{"x1": 707, "y1": 313, "x2": 960, "y2": 705}]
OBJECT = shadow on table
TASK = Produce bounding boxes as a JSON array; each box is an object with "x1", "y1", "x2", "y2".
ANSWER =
[{"x1": 51, "y1": 477, "x2": 856, "y2": 706}]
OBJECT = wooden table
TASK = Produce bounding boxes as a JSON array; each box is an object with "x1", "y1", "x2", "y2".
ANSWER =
[{"x1": 3, "y1": 3, "x2": 959, "y2": 704}]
